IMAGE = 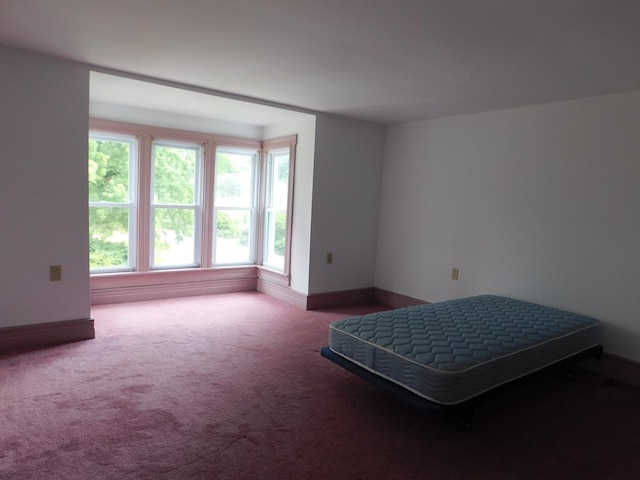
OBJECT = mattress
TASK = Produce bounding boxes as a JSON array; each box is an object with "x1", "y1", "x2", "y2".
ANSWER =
[{"x1": 328, "y1": 295, "x2": 601, "y2": 405}]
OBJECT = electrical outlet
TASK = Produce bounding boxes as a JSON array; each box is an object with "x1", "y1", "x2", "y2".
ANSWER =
[
  {"x1": 50, "y1": 265, "x2": 62, "y2": 282},
  {"x1": 326, "y1": 252, "x2": 333, "y2": 264},
  {"x1": 451, "y1": 267, "x2": 459, "y2": 281}
]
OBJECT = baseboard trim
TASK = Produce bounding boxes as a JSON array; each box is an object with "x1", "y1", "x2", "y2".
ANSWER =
[
  {"x1": 257, "y1": 282, "x2": 374, "y2": 311},
  {"x1": 580, "y1": 352, "x2": 640, "y2": 388},
  {"x1": 372, "y1": 287, "x2": 428, "y2": 309},
  {"x1": 257, "y1": 278, "x2": 307, "y2": 310},
  {"x1": 91, "y1": 267, "x2": 258, "y2": 305},
  {"x1": 91, "y1": 278, "x2": 257, "y2": 305},
  {"x1": 0, "y1": 318, "x2": 95, "y2": 353},
  {"x1": 306, "y1": 288, "x2": 374, "y2": 310},
  {"x1": 259, "y1": 285, "x2": 429, "y2": 311}
]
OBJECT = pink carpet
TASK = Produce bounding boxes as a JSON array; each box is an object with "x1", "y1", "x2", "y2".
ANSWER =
[{"x1": 1, "y1": 292, "x2": 639, "y2": 479}]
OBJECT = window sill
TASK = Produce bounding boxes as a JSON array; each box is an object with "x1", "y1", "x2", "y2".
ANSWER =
[{"x1": 91, "y1": 266, "x2": 257, "y2": 291}]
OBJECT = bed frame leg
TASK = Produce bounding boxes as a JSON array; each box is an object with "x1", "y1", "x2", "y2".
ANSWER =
[
  {"x1": 563, "y1": 346, "x2": 603, "y2": 381},
  {"x1": 447, "y1": 405, "x2": 474, "y2": 432},
  {"x1": 593, "y1": 345, "x2": 604, "y2": 360},
  {"x1": 564, "y1": 367, "x2": 576, "y2": 381}
]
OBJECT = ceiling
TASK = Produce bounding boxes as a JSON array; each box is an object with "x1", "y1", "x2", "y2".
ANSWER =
[
  {"x1": 1, "y1": 0, "x2": 640, "y2": 125},
  {"x1": 90, "y1": 72, "x2": 311, "y2": 129}
]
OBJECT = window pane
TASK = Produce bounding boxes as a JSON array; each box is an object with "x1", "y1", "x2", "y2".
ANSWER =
[
  {"x1": 263, "y1": 149, "x2": 290, "y2": 271},
  {"x1": 270, "y1": 152, "x2": 289, "y2": 210},
  {"x1": 154, "y1": 208, "x2": 196, "y2": 266},
  {"x1": 215, "y1": 210, "x2": 251, "y2": 264},
  {"x1": 153, "y1": 144, "x2": 197, "y2": 204},
  {"x1": 264, "y1": 210, "x2": 286, "y2": 270},
  {"x1": 88, "y1": 138, "x2": 131, "y2": 203},
  {"x1": 89, "y1": 207, "x2": 129, "y2": 268},
  {"x1": 215, "y1": 152, "x2": 254, "y2": 207}
]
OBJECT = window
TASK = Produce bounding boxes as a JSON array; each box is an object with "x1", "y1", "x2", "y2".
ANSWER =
[
  {"x1": 262, "y1": 148, "x2": 291, "y2": 271},
  {"x1": 89, "y1": 120, "x2": 296, "y2": 283},
  {"x1": 151, "y1": 141, "x2": 202, "y2": 268},
  {"x1": 88, "y1": 132, "x2": 137, "y2": 272},
  {"x1": 213, "y1": 149, "x2": 257, "y2": 265}
]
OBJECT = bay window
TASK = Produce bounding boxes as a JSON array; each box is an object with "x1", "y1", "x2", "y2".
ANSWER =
[{"x1": 89, "y1": 119, "x2": 296, "y2": 284}]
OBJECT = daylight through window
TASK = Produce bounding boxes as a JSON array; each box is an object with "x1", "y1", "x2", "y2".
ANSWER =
[
  {"x1": 214, "y1": 149, "x2": 257, "y2": 265},
  {"x1": 151, "y1": 141, "x2": 202, "y2": 268},
  {"x1": 263, "y1": 148, "x2": 290, "y2": 271},
  {"x1": 88, "y1": 132, "x2": 137, "y2": 271},
  {"x1": 88, "y1": 121, "x2": 296, "y2": 280}
]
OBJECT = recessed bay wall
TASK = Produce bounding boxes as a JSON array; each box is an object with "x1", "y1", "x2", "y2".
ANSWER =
[{"x1": 0, "y1": 46, "x2": 386, "y2": 346}]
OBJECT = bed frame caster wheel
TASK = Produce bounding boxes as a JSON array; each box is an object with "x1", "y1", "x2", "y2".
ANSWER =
[
  {"x1": 456, "y1": 417, "x2": 473, "y2": 432},
  {"x1": 593, "y1": 345, "x2": 604, "y2": 360},
  {"x1": 448, "y1": 408, "x2": 474, "y2": 431},
  {"x1": 563, "y1": 364, "x2": 577, "y2": 381}
]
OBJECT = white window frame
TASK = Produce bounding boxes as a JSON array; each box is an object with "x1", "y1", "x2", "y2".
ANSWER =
[
  {"x1": 88, "y1": 131, "x2": 138, "y2": 274},
  {"x1": 261, "y1": 148, "x2": 289, "y2": 271},
  {"x1": 88, "y1": 120, "x2": 297, "y2": 293},
  {"x1": 259, "y1": 136, "x2": 296, "y2": 279},
  {"x1": 150, "y1": 139, "x2": 203, "y2": 270},
  {"x1": 212, "y1": 147, "x2": 259, "y2": 266}
]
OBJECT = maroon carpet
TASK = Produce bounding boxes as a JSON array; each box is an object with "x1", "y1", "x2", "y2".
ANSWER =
[{"x1": 1, "y1": 292, "x2": 639, "y2": 479}]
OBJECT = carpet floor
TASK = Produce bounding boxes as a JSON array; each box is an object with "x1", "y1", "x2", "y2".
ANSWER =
[{"x1": 1, "y1": 292, "x2": 639, "y2": 479}]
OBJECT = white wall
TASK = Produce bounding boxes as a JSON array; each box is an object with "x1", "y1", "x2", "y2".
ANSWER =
[
  {"x1": 309, "y1": 114, "x2": 386, "y2": 294},
  {"x1": 263, "y1": 116, "x2": 317, "y2": 294},
  {"x1": 376, "y1": 91, "x2": 640, "y2": 362},
  {"x1": 90, "y1": 101, "x2": 264, "y2": 139},
  {"x1": 0, "y1": 46, "x2": 91, "y2": 327}
]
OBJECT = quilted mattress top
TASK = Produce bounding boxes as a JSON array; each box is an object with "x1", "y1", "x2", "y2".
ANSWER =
[{"x1": 329, "y1": 295, "x2": 600, "y2": 372}]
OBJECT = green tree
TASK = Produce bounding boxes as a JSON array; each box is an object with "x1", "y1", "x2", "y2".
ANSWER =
[
  {"x1": 152, "y1": 145, "x2": 198, "y2": 251},
  {"x1": 89, "y1": 140, "x2": 199, "y2": 268},
  {"x1": 89, "y1": 143, "x2": 270, "y2": 268},
  {"x1": 88, "y1": 139, "x2": 131, "y2": 267},
  {"x1": 275, "y1": 212, "x2": 286, "y2": 255},
  {"x1": 216, "y1": 211, "x2": 249, "y2": 246},
  {"x1": 216, "y1": 152, "x2": 238, "y2": 175},
  {"x1": 88, "y1": 139, "x2": 130, "y2": 218}
]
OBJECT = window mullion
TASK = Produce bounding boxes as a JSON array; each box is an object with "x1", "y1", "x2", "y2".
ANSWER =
[
  {"x1": 88, "y1": 202, "x2": 131, "y2": 208},
  {"x1": 255, "y1": 148, "x2": 267, "y2": 266},
  {"x1": 283, "y1": 144, "x2": 296, "y2": 277},
  {"x1": 138, "y1": 133, "x2": 152, "y2": 272},
  {"x1": 201, "y1": 141, "x2": 214, "y2": 268},
  {"x1": 152, "y1": 204, "x2": 197, "y2": 209}
]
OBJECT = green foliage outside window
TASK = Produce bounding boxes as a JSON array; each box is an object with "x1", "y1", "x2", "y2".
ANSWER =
[
  {"x1": 216, "y1": 211, "x2": 249, "y2": 246},
  {"x1": 90, "y1": 141, "x2": 288, "y2": 268},
  {"x1": 89, "y1": 237, "x2": 128, "y2": 268},
  {"x1": 214, "y1": 152, "x2": 251, "y2": 248},
  {"x1": 152, "y1": 145, "x2": 198, "y2": 256},
  {"x1": 274, "y1": 212, "x2": 286, "y2": 256},
  {"x1": 88, "y1": 139, "x2": 130, "y2": 268},
  {"x1": 89, "y1": 140, "x2": 200, "y2": 268}
]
